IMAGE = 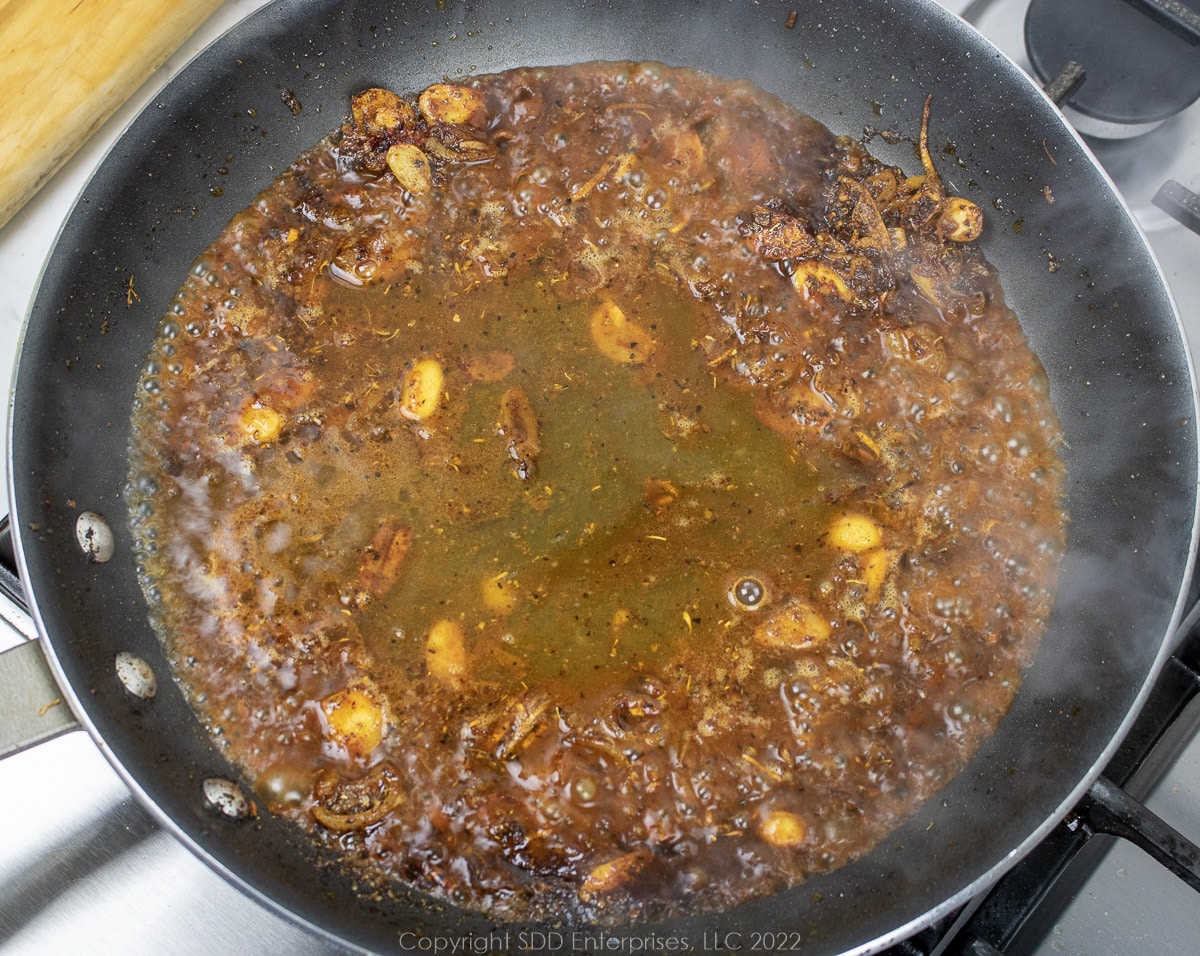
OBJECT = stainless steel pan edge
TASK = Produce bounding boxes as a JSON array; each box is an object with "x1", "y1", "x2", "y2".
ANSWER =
[{"x1": 6, "y1": 0, "x2": 1198, "y2": 953}]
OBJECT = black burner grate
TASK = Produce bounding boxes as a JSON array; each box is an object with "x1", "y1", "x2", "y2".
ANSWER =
[{"x1": 886, "y1": 604, "x2": 1200, "y2": 955}]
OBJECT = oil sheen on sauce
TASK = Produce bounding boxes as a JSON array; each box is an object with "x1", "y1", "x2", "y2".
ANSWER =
[{"x1": 126, "y1": 62, "x2": 1066, "y2": 924}]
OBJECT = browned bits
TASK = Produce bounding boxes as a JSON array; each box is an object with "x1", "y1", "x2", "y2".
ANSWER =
[
  {"x1": 279, "y1": 86, "x2": 303, "y2": 116},
  {"x1": 865, "y1": 168, "x2": 901, "y2": 203},
  {"x1": 311, "y1": 764, "x2": 403, "y2": 832},
  {"x1": 790, "y1": 260, "x2": 856, "y2": 303},
  {"x1": 312, "y1": 790, "x2": 401, "y2": 832},
  {"x1": 738, "y1": 205, "x2": 817, "y2": 260}
]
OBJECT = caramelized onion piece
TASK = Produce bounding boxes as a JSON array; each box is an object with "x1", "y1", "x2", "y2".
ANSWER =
[
  {"x1": 311, "y1": 764, "x2": 403, "y2": 833},
  {"x1": 312, "y1": 788, "x2": 402, "y2": 833},
  {"x1": 358, "y1": 521, "x2": 413, "y2": 598}
]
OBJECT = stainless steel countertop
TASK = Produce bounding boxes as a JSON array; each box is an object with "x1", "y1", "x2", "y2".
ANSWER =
[{"x1": 2, "y1": 1, "x2": 1199, "y2": 953}]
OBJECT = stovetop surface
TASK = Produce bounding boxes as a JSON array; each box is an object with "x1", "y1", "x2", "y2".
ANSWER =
[{"x1": 2, "y1": 1, "x2": 1199, "y2": 953}]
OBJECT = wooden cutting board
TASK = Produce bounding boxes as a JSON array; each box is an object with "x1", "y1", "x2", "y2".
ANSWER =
[{"x1": 0, "y1": 0, "x2": 225, "y2": 229}]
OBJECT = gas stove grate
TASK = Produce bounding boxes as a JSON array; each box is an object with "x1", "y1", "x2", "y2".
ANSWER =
[{"x1": 887, "y1": 609, "x2": 1200, "y2": 955}]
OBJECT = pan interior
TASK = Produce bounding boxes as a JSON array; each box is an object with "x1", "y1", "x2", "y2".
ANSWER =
[{"x1": 123, "y1": 57, "x2": 1069, "y2": 925}]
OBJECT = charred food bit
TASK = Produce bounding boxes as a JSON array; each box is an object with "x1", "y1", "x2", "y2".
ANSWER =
[{"x1": 737, "y1": 204, "x2": 817, "y2": 260}]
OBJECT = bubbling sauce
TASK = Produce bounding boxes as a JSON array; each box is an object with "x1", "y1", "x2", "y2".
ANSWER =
[{"x1": 127, "y1": 62, "x2": 1065, "y2": 924}]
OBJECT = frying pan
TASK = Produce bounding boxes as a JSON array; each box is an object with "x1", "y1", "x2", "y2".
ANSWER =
[{"x1": 4, "y1": 0, "x2": 1197, "y2": 952}]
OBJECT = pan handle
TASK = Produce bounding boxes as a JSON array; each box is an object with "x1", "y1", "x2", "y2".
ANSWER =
[
  {"x1": 0, "y1": 515, "x2": 81, "y2": 758},
  {"x1": 1079, "y1": 774, "x2": 1200, "y2": 890}
]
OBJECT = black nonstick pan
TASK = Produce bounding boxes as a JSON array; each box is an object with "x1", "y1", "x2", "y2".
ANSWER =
[{"x1": 5, "y1": 1, "x2": 1197, "y2": 953}]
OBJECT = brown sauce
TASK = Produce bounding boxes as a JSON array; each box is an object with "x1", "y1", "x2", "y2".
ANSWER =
[{"x1": 126, "y1": 62, "x2": 1066, "y2": 924}]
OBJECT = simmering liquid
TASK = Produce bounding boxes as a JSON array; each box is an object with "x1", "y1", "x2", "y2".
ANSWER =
[{"x1": 127, "y1": 62, "x2": 1065, "y2": 923}]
